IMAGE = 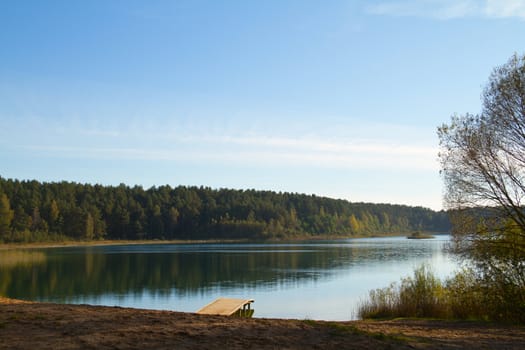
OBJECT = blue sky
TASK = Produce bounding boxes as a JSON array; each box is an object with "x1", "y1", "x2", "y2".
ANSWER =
[{"x1": 1, "y1": 0, "x2": 524, "y2": 210}]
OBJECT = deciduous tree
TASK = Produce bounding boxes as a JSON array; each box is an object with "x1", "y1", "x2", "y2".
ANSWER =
[{"x1": 438, "y1": 53, "x2": 525, "y2": 321}]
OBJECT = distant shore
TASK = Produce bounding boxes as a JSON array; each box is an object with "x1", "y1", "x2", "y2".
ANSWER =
[
  {"x1": 0, "y1": 239, "x2": 239, "y2": 250},
  {"x1": 0, "y1": 232, "x2": 447, "y2": 250},
  {"x1": 0, "y1": 297, "x2": 523, "y2": 349}
]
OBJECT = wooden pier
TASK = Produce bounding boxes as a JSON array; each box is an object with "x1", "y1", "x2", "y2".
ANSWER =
[{"x1": 196, "y1": 298, "x2": 254, "y2": 317}]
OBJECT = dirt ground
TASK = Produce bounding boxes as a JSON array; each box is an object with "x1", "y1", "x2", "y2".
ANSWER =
[{"x1": 1, "y1": 297, "x2": 524, "y2": 349}]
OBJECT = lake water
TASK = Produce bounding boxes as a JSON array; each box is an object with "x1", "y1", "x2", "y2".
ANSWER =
[{"x1": 0, "y1": 235, "x2": 457, "y2": 320}]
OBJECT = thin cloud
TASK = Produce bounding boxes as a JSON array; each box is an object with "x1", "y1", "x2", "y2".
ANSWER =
[
  {"x1": 21, "y1": 134, "x2": 439, "y2": 171},
  {"x1": 12, "y1": 116, "x2": 439, "y2": 172},
  {"x1": 366, "y1": 0, "x2": 525, "y2": 20},
  {"x1": 485, "y1": 0, "x2": 525, "y2": 18},
  {"x1": 211, "y1": 135, "x2": 436, "y2": 157}
]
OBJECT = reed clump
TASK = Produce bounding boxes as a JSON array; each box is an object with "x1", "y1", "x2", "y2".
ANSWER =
[{"x1": 357, "y1": 265, "x2": 494, "y2": 321}]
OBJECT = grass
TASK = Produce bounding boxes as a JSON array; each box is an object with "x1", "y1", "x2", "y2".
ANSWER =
[
  {"x1": 302, "y1": 319, "x2": 360, "y2": 337},
  {"x1": 32, "y1": 313, "x2": 47, "y2": 321},
  {"x1": 355, "y1": 263, "x2": 523, "y2": 323},
  {"x1": 357, "y1": 264, "x2": 525, "y2": 323},
  {"x1": 302, "y1": 319, "x2": 411, "y2": 344},
  {"x1": 358, "y1": 265, "x2": 451, "y2": 320}
]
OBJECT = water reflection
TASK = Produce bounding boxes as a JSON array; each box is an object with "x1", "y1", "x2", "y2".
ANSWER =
[
  {"x1": 0, "y1": 250, "x2": 46, "y2": 268},
  {"x1": 0, "y1": 235, "x2": 455, "y2": 320}
]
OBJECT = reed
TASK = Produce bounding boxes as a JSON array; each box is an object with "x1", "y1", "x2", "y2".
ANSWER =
[
  {"x1": 358, "y1": 265, "x2": 451, "y2": 319},
  {"x1": 359, "y1": 264, "x2": 525, "y2": 323}
]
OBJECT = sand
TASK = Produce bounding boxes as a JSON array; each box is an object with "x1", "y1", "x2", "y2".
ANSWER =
[{"x1": 1, "y1": 297, "x2": 524, "y2": 349}]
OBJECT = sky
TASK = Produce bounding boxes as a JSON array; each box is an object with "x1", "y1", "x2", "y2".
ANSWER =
[{"x1": 1, "y1": 0, "x2": 524, "y2": 210}]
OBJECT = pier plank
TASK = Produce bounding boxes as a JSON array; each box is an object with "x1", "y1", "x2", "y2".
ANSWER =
[{"x1": 196, "y1": 298, "x2": 254, "y2": 316}]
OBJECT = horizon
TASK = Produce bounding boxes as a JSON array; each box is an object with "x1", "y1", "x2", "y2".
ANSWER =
[{"x1": 2, "y1": 1, "x2": 525, "y2": 211}]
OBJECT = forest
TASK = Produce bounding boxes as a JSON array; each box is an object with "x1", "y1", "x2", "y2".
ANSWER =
[{"x1": 0, "y1": 177, "x2": 450, "y2": 243}]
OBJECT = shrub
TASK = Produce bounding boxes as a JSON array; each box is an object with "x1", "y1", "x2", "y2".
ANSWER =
[
  {"x1": 359, "y1": 264, "x2": 525, "y2": 323},
  {"x1": 444, "y1": 269, "x2": 486, "y2": 320},
  {"x1": 358, "y1": 265, "x2": 450, "y2": 319}
]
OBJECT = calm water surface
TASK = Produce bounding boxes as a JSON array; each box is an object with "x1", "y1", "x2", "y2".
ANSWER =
[{"x1": 0, "y1": 235, "x2": 457, "y2": 320}]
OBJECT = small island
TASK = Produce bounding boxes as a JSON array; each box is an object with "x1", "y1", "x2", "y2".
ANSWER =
[{"x1": 407, "y1": 231, "x2": 435, "y2": 239}]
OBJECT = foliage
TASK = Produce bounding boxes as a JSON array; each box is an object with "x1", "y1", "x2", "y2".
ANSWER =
[
  {"x1": 0, "y1": 177, "x2": 449, "y2": 242},
  {"x1": 443, "y1": 269, "x2": 486, "y2": 321},
  {"x1": 438, "y1": 53, "x2": 525, "y2": 323},
  {"x1": 0, "y1": 193, "x2": 14, "y2": 242},
  {"x1": 357, "y1": 265, "x2": 449, "y2": 319},
  {"x1": 359, "y1": 264, "x2": 525, "y2": 323}
]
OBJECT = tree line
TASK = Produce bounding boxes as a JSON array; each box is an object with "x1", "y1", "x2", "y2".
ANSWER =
[{"x1": 0, "y1": 177, "x2": 450, "y2": 243}]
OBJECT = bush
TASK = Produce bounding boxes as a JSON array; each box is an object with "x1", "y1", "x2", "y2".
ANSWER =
[
  {"x1": 358, "y1": 265, "x2": 450, "y2": 319},
  {"x1": 359, "y1": 265, "x2": 525, "y2": 323},
  {"x1": 446, "y1": 268, "x2": 525, "y2": 323},
  {"x1": 444, "y1": 269, "x2": 486, "y2": 320}
]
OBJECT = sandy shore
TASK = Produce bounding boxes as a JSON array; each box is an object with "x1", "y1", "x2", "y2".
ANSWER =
[
  {"x1": 1, "y1": 297, "x2": 524, "y2": 349},
  {"x1": 0, "y1": 239, "x2": 238, "y2": 250},
  {"x1": 0, "y1": 233, "x2": 419, "y2": 250}
]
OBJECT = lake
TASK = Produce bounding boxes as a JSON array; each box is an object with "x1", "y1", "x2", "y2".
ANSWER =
[{"x1": 0, "y1": 235, "x2": 457, "y2": 320}]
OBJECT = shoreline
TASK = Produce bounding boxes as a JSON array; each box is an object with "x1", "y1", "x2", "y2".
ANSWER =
[
  {"x1": 0, "y1": 232, "x2": 449, "y2": 250},
  {"x1": 0, "y1": 297, "x2": 523, "y2": 349}
]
